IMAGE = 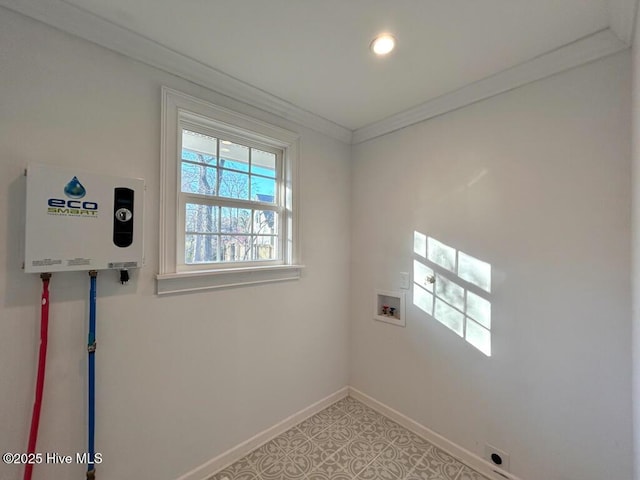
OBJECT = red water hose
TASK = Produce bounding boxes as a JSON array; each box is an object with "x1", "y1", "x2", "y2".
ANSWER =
[{"x1": 24, "y1": 273, "x2": 51, "y2": 480}]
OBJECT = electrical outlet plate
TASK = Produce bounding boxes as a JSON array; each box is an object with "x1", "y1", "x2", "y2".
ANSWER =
[
  {"x1": 400, "y1": 272, "x2": 410, "y2": 289},
  {"x1": 485, "y1": 444, "x2": 510, "y2": 472}
]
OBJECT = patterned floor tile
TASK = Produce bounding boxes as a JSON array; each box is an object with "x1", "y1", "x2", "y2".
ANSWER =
[
  {"x1": 347, "y1": 404, "x2": 379, "y2": 420},
  {"x1": 397, "y1": 440, "x2": 432, "y2": 459},
  {"x1": 336, "y1": 456, "x2": 373, "y2": 477},
  {"x1": 348, "y1": 418, "x2": 378, "y2": 438},
  {"x1": 286, "y1": 445, "x2": 325, "y2": 475},
  {"x1": 290, "y1": 439, "x2": 315, "y2": 456},
  {"x1": 376, "y1": 415, "x2": 402, "y2": 431},
  {"x1": 325, "y1": 448, "x2": 371, "y2": 478},
  {"x1": 414, "y1": 446, "x2": 464, "y2": 480},
  {"x1": 245, "y1": 440, "x2": 287, "y2": 474},
  {"x1": 390, "y1": 430, "x2": 432, "y2": 451},
  {"x1": 312, "y1": 437, "x2": 348, "y2": 461},
  {"x1": 375, "y1": 422, "x2": 411, "y2": 445},
  {"x1": 356, "y1": 460, "x2": 397, "y2": 480},
  {"x1": 297, "y1": 416, "x2": 332, "y2": 439},
  {"x1": 260, "y1": 457, "x2": 307, "y2": 480},
  {"x1": 273, "y1": 427, "x2": 309, "y2": 454},
  {"x1": 207, "y1": 396, "x2": 487, "y2": 480},
  {"x1": 341, "y1": 401, "x2": 368, "y2": 417},
  {"x1": 332, "y1": 413, "x2": 357, "y2": 429},
  {"x1": 306, "y1": 470, "x2": 353, "y2": 480},
  {"x1": 315, "y1": 424, "x2": 360, "y2": 446},
  {"x1": 208, "y1": 457, "x2": 258, "y2": 480},
  {"x1": 456, "y1": 466, "x2": 491, "y2": 480},
  {"x1": 316, "y1": 405, "x2": 348, "y2": 424},
  {"x1": 356, "y1": 421, "x2": 389, "y2": 443},
  {"x1": 342, "y1": 437, "x2": 385, "y2": 462},
  {"x1": 375, "y1": 443, "x2": 425, "y2": 479},
  {"x1": 308, "y1": 411, "x2": 337, "y2": 427},
  {"x1": 358, "y1": 411, "x2": 385, "y2": 425},
  {"x1": 333, "y1": 397, "x2": 358, "y2": 412},
  {"x1": 310, "y1": 455, "x2": 349, "y2": 478},
  {"x1": 405, "y1": 468, "x2": 453, "y2": 480}
]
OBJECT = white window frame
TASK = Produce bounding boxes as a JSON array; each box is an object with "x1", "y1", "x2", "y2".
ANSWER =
[{"x1": 157, "y1": 87, "x2": 302, "y2": 294}]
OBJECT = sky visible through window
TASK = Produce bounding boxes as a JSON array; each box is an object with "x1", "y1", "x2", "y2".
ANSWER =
[{"x1": 413, "y1": 231, "x2": 492, "y2": 356}]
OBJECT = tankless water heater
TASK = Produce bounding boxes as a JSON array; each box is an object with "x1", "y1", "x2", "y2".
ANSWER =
[{"x1": 24, "y1": 163, "x2": 144, "y2": 273}]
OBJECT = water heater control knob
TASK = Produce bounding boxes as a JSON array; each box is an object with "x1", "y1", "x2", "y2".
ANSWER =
[{"x1": 115, "y1": 208, "x2": 132, "y2": 222}]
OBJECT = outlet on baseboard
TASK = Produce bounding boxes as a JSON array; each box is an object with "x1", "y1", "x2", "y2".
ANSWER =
[{"x1": 485, "y1": 444, "x2": 510, "y2": 472}]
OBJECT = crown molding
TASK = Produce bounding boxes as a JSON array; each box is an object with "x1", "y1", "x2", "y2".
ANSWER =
[
  {"x1": 608, "y1": 0, "x2": 639, "y2": 45},
  {"x1": 0, "y1": 0, "x2": 353, "y2": 144},
  {"x1": 1, "y1": 2, "x2": 630, "y2": 146},
  {"x1": 352, "y1": 28, "x2": 627, "y2": 145}
]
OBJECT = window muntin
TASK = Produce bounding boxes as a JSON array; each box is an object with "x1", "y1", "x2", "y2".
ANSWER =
[{"x1": 179, "y1": 126, "x2": 283, "y2": 268}]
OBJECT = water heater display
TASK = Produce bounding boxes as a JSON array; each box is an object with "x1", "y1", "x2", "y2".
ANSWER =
[{"x1": 24, "y1": 164, "x2": 144, "y2": 273}]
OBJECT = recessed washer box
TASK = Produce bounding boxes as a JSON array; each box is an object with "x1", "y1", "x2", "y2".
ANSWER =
[{"x1": 25, "y1": 163, "x2": 144, "y2": 273}]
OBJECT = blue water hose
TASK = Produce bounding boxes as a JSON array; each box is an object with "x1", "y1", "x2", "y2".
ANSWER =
[{"x1": 87, "y1": 271, "x2": 97, "y2": 479}]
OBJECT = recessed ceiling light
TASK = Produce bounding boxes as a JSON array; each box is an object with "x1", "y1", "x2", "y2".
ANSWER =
[{"x1": 370, "y1": 33, "x2": 396, "y2": 56}]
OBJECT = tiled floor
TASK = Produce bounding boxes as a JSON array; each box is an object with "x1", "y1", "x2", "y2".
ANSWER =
[{"x1": 209, "y1": 396, "x2": 489, "y2": 480}]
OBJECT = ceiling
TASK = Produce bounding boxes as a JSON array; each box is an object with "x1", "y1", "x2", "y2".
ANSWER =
[{"x1": 1, "y1": 0, "x2": 637, "y2": 141}]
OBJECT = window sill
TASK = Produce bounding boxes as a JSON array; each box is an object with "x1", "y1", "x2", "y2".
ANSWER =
[{"x1": 156, "y1": 264, "x2": 305, "y2": 295}]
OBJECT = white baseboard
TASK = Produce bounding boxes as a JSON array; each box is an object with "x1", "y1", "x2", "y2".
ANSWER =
[
  {"x1": 348, "y1": 387, "x2": 522, "y2": 480},
  {"x1": 176, "y1": 387, "x2": 349, "y2": 480}
]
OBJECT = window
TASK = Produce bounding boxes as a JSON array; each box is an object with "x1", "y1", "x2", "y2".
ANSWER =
[
  {"x1": 179, "y1": 128, "x2": 281, "y2": 267},
  {"x1": 158, "y1": 88, "x2": 302, "y2": 294}
]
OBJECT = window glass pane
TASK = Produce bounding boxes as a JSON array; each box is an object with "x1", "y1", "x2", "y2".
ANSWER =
[
  {"x1": 251, "y1": 177, "x2": 277, "y2": 203},
  {"x1": 220, "y1": 235, "x2": 251, "y2": 262},
  {"x1": 253, "y1": 236, "x2": 277, "y2": 260},
  {"x1": 252, "y1": 149, "x2": 276, "y2": 178},
  {"x1": 435, "y1": 274, "x2": 464, "y2": 310},
  {"x1": 413, "y1": 284, "x2": 433, "y2": 315},
  {"x1": 182, "y1": 130, "x2": 217, "y2": 165},
  {"x1": 466, "y1": 291, "x2": 491, "y2": 329},
  {"x1": 254, "y1": 209, "x2": 277, "y2": 235},
  {"x1": 427, "y1": 237, "x2": 456, "y2": 272},
  {"x1": 185, "y1": 234, "x2": 218, "y2": 264},
  {"x1": 221, "y1": 207, "x2": 251, "y2": 234},
  {"x1": 182, "y1": 150, "x2": 217, "y2": 164},
  {"x1": 466, "y1": 319, "x2": 492, "y2": 356},
  {"x1": 220, "y1": 141, "x2": 249, "y2": 172},
  {"x1": 458, "y1": 251, "x2": 491, "y2": 292},
  {"x1": 219, "y1": 170, "x2": 249, "y2": 200},
  {"x1": 185, "y1": 204, "x2": 219, "y2": 233},
  {"x1": 413, "y1": 260, "x2": 434, "y2": 292},
  {"x1": 434, "y1": 298, "x2": 464, "y2": 337},
  {"x1": 181, "y1": 163, "x2": 217, "y2": 195}
]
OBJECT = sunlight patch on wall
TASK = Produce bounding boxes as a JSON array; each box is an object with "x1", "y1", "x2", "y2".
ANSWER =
[
  {"x1": 413, "y1": 232, "x2": 492, "y2": 356},
  {"x1": 458, "y1": 251, "x2": 491, "y2": 293},
  {"x1": 428, "y1": 237, "x2": 456, "y2": 273},
  {"x1": 413, "y1": 231, "x2": 427, "y2": 258}
]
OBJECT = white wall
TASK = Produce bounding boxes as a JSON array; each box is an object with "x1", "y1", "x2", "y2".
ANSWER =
[
  {"x1": 632, "y1": 5, "x2": 640, "y2": 480},
  {"x1": 0, "y1": 8, "x2": 350, "y2": 480},
  {"x1": 350, "y1": 52, "x2": 632, "y2": 480}
]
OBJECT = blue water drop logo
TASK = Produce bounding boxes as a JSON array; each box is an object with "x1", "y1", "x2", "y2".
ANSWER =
[{"x1": 63, "y1": 176, "x2": 86, "y2": 199}]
